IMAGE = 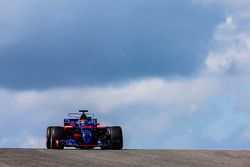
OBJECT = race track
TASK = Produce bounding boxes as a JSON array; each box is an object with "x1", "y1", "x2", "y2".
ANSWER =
[{"x1": 0, "y1": 149, "x2": 250, "y2": 167}]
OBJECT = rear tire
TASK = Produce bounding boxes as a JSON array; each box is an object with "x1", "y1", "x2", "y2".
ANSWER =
[
  {"x1": 101, "y1": 126, "x2": 123, "y2": 150},
  {"x1": 50, "y1": 126, "x2": 64, "y2": 149}
]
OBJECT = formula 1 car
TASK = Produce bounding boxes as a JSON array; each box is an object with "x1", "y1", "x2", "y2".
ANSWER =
[{"x1": 46, "y1": 110, "x2": 123, "y2": 149}]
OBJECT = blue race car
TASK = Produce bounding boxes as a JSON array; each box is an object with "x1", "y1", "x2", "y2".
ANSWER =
[{"x1": 46, "y1": 110, "x2": 123, "y2": 149}]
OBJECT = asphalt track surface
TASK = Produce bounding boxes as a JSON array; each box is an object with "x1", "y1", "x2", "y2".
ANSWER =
[{"x1": 0, "y1": 149, "x2": 250, "y2": 167}]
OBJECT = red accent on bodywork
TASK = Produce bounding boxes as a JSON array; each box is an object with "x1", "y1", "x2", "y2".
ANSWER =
[
  {"x1": 64, "y1": 126, "x2": 74, "y2": 129},
  {"x1": 73, "y1": 134, "x2": 81, "y2": 138},
  {"x1": 97, "y1": 126, "x2": 106, "y2": 129},
  {"x1": 82, "y1": 126, "x2": 92, "y2": 129},
  {"x1": 69, "y1": 122, "x2": 75, "y2": 126}
]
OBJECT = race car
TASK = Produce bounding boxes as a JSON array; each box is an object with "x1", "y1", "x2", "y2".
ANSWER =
[{"x1": 46, "y1": 110, "x2": 123, "y2": 150}]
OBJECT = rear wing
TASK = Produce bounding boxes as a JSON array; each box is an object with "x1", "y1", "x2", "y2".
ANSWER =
[
  {"x1": 68, "y1": 112, "x2": 94, "y2": 118},
  {"x1": 65, "y1": 110, "x2": 96, "y2": 126},
  {"x1": 79, "y1": 110, "x2": 88, "y2": 113}
]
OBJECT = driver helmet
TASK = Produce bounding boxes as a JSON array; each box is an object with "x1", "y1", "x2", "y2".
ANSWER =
[{"x1": 80, "y1": 113, "x2": 87, "y2": 121}]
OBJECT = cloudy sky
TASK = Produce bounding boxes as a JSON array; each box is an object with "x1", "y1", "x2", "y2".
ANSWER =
[{"x1": 0, "y1": 0, "x2": 250, "y2": 149}]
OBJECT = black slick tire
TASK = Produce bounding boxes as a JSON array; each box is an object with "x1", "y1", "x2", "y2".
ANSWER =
[
  {"x1": 101, "y1": 126, "x2": 123, "y2": 150},
  {"x1": 46, "y1": 127, "x2": 52, "y2": 149},
  {"x1": 50, "y1": 126, "x2": 64, "y2": 149}
]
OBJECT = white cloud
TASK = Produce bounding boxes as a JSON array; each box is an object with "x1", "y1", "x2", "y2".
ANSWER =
[
  {"x1": 193, "y1": 0, "x2": 250, "y2": 145},
  {"x1": 194, "y1": 0, "x2": 250, "y2": 76},
  {"x1": 205, "y1": 15, "x2": 250, "y2": 74},
  {"x1": 201, "y1": 8, "x2": 250, "y2": 144},
  {"x1": 82, "y1": 77, "x2": 220, "y2": 113}
]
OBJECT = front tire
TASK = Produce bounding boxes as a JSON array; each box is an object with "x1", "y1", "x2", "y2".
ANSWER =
[
  {"x1": 101, "y1": 126, "x2": 123, "y2": 150},
  {"x1": 49, "y1": 126, "x2": 64, "y2": 149},
  {"x1": 46, "y1": 127, "x2": 52, "y2": 149}
]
